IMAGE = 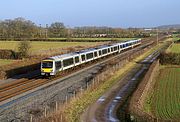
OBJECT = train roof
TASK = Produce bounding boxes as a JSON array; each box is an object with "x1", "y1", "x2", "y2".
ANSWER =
[
  {"x1": 95, "y1": 45, "x2": 110, "y2": 49},
  {"x1": 77, "y1": 48, "x2": 98, "y2": 53},
  {"x1": 49, "y1": 52, "x2": 79, "y2": 60}
]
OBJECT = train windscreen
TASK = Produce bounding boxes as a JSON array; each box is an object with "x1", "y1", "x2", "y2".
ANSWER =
[{"x1": 42, "y1": 61, "x2": 53, "y2": 68}]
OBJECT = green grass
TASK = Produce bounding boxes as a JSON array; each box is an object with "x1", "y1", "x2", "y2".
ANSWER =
[
  {"x1": 0, "y1": 41, "x2": 104, "y2": 54},
  {"x1": 0, "y1": 59, "x2": 17, "y2": 66},
  {"x1": 167, "y1": 43, "x2": 180, "y2": 53},
  {"x1": 150, "y1": 67, "x2": 180, "y2": 120}
]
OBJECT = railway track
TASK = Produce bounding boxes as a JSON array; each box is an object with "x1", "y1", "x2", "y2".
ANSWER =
[{"x1": 0, "y1": 37, "x2": 163, "y2": 105}]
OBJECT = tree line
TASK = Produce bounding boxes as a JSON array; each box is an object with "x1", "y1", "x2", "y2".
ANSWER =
[{"x1": 0, "y1": 17, "x2": 151, "y2": 40}]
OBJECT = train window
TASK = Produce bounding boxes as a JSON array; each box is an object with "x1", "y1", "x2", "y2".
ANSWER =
[
  {"x1": 94, "y1": 52, "x2": 97, "y2": 57},
  {"x1": 75, "y1": 56, "x2": 79, "y2": 63},
  {"x1": 42, "y1": 61, "x2": 53, "y2": 68},
  {"x1": 102, "y1": 49, "x2": 107, "y2": 54},
  {"x1": 111, "y1": 47, "x2": 113, "y2": 52},
  {"x1": 99, "y1": 50, "x2": 102, "y2": 56},
  {"x1": 120, "y1": 45, "x2": 123, "y2": 48},
  {"x1": 114, "y1": 46, "x2": 117, "y2": 51},
  {"x1": 81, "y1": 55, "x2": 86, "y2": 61},
  {"x1": 55, "y1": 61, "x2": 61, "y2": 69},
  {"x1": 108, "y1": 48, "x2": 110, "y2": 53},
  {"x1": 86, "y1": 53, "x2": 93, "y2": 60},
  {"x1": 118, "y1": 46, "x2": 119, "y2": 50},
  {"x1": 63, "y1": 58, "x2": 74, "y2": 67}
]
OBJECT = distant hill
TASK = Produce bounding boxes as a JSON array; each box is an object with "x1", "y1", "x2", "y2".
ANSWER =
[{"x1": 157, "y1": 24, "x2": 180, "y2": 29}]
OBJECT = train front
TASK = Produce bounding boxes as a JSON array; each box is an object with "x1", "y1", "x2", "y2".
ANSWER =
[{"x1": 41, "y1": 59, "x2": 55, "y2": 76}]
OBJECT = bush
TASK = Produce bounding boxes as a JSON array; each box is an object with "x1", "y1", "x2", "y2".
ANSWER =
[
  {"x1": 18, "y1": 40, "x2": 31, "y2": 59},
  {"x1": 0, "y1": 50, "x2": 17, "y2": 59}
]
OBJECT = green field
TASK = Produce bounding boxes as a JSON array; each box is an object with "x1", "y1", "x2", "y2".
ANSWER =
[
  {"x1": 150, "y1": 67, "x2": 180, "y2": 120},
  {"x1": 0, "y1": 41, "x2": 105, "y2": 55},
  {"x1": 167, "y1": 43, "x2": 180, "y2": 53}
]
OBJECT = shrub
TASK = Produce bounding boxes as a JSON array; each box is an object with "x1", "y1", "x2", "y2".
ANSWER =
[
  {"x1": 0, "y1": 50, "x2": 17, "y2": 59},
  {"x1": 18, "y1": 40, "x2": 31, "y2": 59}
]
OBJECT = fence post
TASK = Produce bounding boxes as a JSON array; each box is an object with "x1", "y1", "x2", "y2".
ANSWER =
[
  {"x1": 73, "y1": 90, "x2": 76, "y2": 99},
  {"x1": 60, "y1": 113, "x2": 63, "y2": 122},
  {"x1": 30, "y1": 114, "x2": 33, "y2": 122},
  {"x1": 66, "y1": 95, "x2": 68, "y2": 104},
  {"x1": 80, "y1": 87, "x2": 83, "y2": 95},
  {"x1": 86, "y1": 82, "x2": 89, "y2": 89},
  {"x1": 97, "y1": 76, "x2": 99, "y2": 84},
  {"x1": 92, "y1": 79, "x2": 95, "y2": 88},
  {"x1": 55, "y1": 101, "x2": 58, "y2": 112},
  {"x1": 44, "y1": 107, "x2": 47, "y2": 117}
]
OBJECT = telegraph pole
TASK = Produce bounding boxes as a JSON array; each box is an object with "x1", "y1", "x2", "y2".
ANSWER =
[
  {"x1": 156, "y1": 28, "x2": 159, "y2": 45},
  {"x1": 39, "y1": 24, "x2": 42, "y2": 38},
  {"x1": 45, "y1": 24, "x2": 48, "y2": 38}
]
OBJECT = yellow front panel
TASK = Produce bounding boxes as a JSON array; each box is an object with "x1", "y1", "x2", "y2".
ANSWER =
[{"x1": 42, "y1": 68, "x2": 53, "y2": 73}]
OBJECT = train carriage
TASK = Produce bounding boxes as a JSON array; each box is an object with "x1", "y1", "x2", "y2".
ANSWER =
[{"x1": 78, "y1": 48, "x2": 97, "y2": 63}]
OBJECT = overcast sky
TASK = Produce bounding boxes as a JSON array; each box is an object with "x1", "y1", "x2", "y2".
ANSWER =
[{"x1": 0, "y1": 0, "x2": 179, "y2": 28}]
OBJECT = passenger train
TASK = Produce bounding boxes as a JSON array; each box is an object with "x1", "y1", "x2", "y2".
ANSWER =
[{"x1": 41, "y1": 39, "x2": 141, "y2": 76}]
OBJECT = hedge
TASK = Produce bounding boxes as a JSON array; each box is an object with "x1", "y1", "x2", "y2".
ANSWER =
[
  {"x1": 159, "y1": 52, "x2": 180, "y2": 65},
  {"x1": 0, "y1": 49, "x2": 17, "y2": 59}
]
